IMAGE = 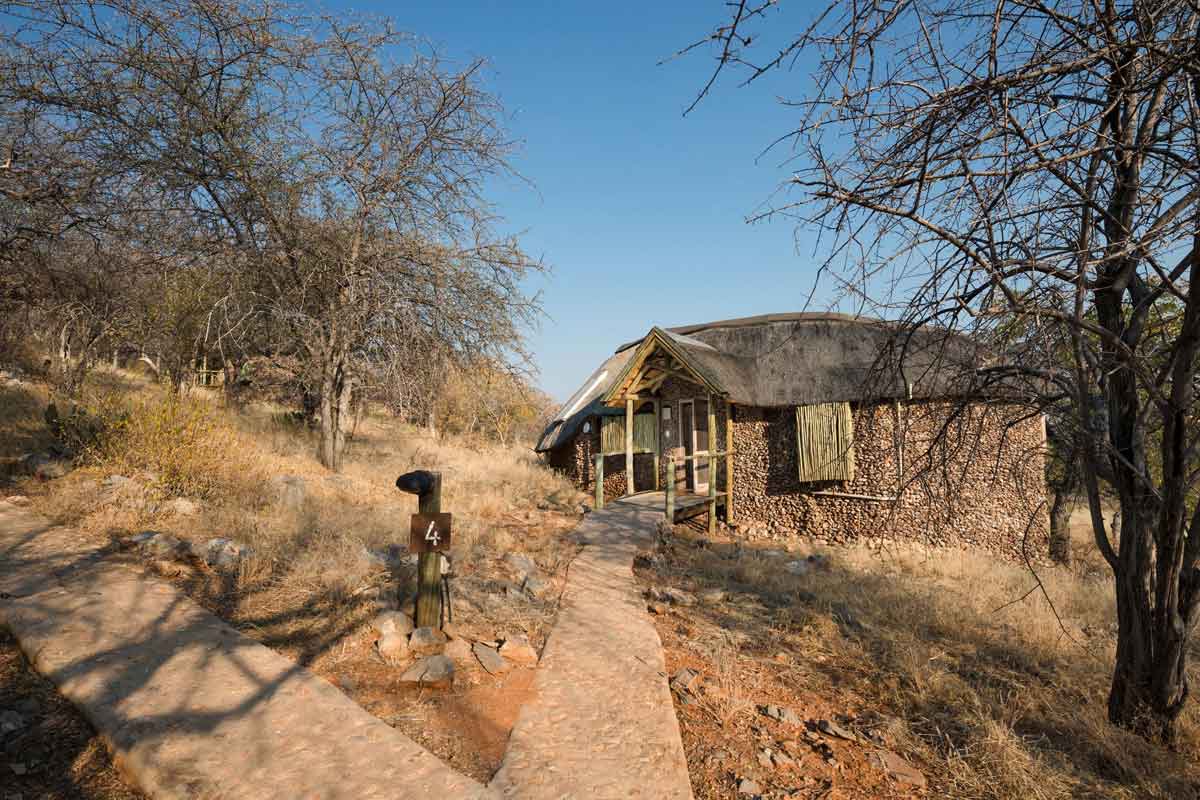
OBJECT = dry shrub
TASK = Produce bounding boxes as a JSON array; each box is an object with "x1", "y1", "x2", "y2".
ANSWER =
[{"x1": 73, "y1": 390, "x2": 267, "y2": 503}]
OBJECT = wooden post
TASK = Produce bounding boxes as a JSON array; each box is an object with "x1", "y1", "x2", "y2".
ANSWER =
[
  {"x1": 726, "y1": 402, "x2": 735, "y2": 524},
  {"x1": 665, "y1": 455, "x2": 675, "y2": 523},
  {"x1": 652, "y1": 398, "x2": 661, "y2": 491},
  {"x1": 708, "y1": 453, "x2": 717, "y2": 536},
  {"x1": 391, "y1": 470, "x2": 446, "y2": 629},
  {"x1": 625, "y1": 396, "x2": 634, "y2": 495},
  {"x1": 595, "y1": 450, "x2": 605, "y2": 510}
]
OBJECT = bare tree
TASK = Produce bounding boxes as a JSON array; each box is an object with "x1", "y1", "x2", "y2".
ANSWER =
[
  {"x1": 1, "y1": 0, "x2": 542, "y2": 469},
  {"x1": 679, "y1": 0, "x2": 1200, "y2": 741}
]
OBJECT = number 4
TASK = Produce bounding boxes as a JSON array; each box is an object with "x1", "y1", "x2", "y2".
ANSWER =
[{"x1": 424, "y1": 520, "x2": 440, "y2": 548}]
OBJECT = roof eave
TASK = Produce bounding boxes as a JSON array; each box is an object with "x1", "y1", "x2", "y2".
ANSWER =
[{"x1": 600, "y1": 327, "x2": 727, "y2": 405}]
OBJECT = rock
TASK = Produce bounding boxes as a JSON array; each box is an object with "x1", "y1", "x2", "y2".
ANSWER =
[
  {"x1": 522, "y1": 573, "x2": 551, "y2": 599},
  {"x1": 816, "y1": 718, "x2": 858, "y2": 742},
  {"x1": 670, "y1": 667, "x2": 702, "y2": 695},
  {"x1": 661, "y1": 587, "x2": 696, "y2": 607},
  {"x1": 772, "y1": 750, "x2": 795, "y2": 768},
  {"x1": 505, "y1": 552, "x2": 539, "y2": 580},
  {"x1": 138, "y1": 531, "x2": 184, "y2": 559},
  {"x1": 0, "y1": 710, "x2": 24, "y2": 735},
  {"x1": 736, "y1": 777, "x2": 762, "y2": 796},
  {"x1": 372, "y1": 611, "x2": 414, "y2": 638},
  {"x1": 24, "y1": 452, "x2": 70, "y2": 480},
  {"x1": 377, "y1": 631, "x2": 410, "y2": 664},
  {"x1": 647, "y1": 601, "x2": 670, "y2": 615},
  {"x1": 2, "y1": 496, "x2": 29, "y2": 507},
  {"x1": 473, "y1": 643, "x2": 511, "y2": 675},
  {"x1": 761, "y1": 704, "x2": 804, "y2": 726},
  {"x1": 400, "y1": 655, "x2": 455, "y2": 689},
  {"x1": 166, "y1": 497, "x2": 200, "y2": 516},
  {"x1": 270, "y1": 474, "x2": 306, "y2": 509},
  {"x1": 757, "y1": 749, "x2": 773, "y2": 769},
  {"x1": 203, "y1": 538, "x2": 249, "y2": 569},
  {"x1": 101, "y1": 474, "x2": 133, "y2": 491},
  {"x1": 409, "y1": 626, "x2": 448, "y2": 656},
  {"x1": 869, "y1": 749, "x2": 926, "y2": 788},
  {"x1": 700, "y1": 588, "x2": 726, "y2": 603},
  {"x1": 784, "y1": 560, "x2": 812, "y2": 576},
  {"x1": 443, "y1": 638, "x2": 474, "y2": 665},
  {"x1": 336, "y1": 674, "x2": 357, "y2": 693},
  {"x1": 498, "y1": 633, "x2": 538, "y2": 666},
  {"x1": 361, "y1": 544, "x2": 412, "y2": 571}
]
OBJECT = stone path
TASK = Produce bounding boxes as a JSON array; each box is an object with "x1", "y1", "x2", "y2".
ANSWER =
[
  {"x1": 0, "y1": 495, "x2": 692, "y2": 799},
  {"x1": 491, "y1": 494, "x2": 693, "y2": 799}
]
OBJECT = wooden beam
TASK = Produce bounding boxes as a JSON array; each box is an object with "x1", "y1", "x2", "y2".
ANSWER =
[
  {"x1": 725, "y1": 402, "x2": 734, "y2": 524},
  {"x1": 652, "y1": 398, "x2": 661, "y2": 490},
  {"x1": 625, "y1": 396, "x2": 634, "y2": 495},
  {"x1": 665, "y1": 455, "x2": 675, "y2": 523},
  {"x1": 595, "y1": 450, "x2": 604, "y2": 509}
]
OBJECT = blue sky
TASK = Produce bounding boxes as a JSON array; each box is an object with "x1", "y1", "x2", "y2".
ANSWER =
[{"x1": 338, "y1": 1, "x2": 831, "y2": 400}]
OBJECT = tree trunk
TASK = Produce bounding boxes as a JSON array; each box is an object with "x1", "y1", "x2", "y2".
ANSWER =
[
  {"x1": 1107, "y1": 503, "x2": 1190, "y2": 744},
  {"x1": 318, "y1": 346, "x2": 352, "y2": 472},
  {"x1": 1048, "y1": 490, "x2": 1074, "y2": 564},
  {"x1": 222, "y1": 359, "x2": 242, "y2": 410}
]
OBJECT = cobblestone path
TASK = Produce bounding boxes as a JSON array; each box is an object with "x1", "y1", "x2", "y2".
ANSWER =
[
  {"x1": 0, "y1": 495, "x2": 692, "y2": 799},
  {"x1": 492, "y1": 495, "x2": 694, "y2": 799},
  {"x1": 0, "y1": 501, "x2": 493, "y2": 800}
]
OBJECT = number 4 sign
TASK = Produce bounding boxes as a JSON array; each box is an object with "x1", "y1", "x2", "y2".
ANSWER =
[{"x1": 409, "y1": 512, "x2": 452, "y2": 553}]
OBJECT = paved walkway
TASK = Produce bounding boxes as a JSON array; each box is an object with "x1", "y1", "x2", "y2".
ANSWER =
[
  {"x1": 492, "y1": 494, "x2": 693, "y2": 799},
  {"x1": 0, "y1": 501, "x2": 492, "y2": 800},
  {"x1": 0, "y1": 496, "x2": 692, "y2": 799}
]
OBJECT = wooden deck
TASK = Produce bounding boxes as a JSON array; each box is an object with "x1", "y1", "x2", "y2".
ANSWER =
[{"x1": 626, "y1": 490, "x2": 726, "y2": 523}]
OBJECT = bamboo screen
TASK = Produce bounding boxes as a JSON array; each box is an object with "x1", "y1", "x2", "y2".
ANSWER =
[
  {"x1": 794, "y1": 402, "x2": 856, "y2": 482},
  {"x1": 601, "y1": 413, "x2": 657, "y2": 455}
]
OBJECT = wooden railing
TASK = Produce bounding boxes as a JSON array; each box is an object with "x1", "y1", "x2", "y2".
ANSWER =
[{"x1": 665, "y1": 450, "x2": 727, "y2": 535}]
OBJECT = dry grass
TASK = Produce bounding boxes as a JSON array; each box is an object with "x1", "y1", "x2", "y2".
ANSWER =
[
  {"x1": 3, "y1": 366, "x2": 586, "y2": 780},
  {"x1": 647, "y1": 520, "x2": 1200, "y2": 799},
  {"x1": 6, "y1": 368, "x2": 583, "y2": 657}
]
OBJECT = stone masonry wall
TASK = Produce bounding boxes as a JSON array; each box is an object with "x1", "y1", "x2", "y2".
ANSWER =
[
  {"x1": 549, "y1": 417, "x2": 655, "y2": 502},
  {"x1": 730, "y1": 400, "x2": 1048, "y2": 559}
]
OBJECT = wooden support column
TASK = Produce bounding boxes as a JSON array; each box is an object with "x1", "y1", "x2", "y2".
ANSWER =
[
  {"x1": 625, "y1": 396, "x2": 634, "y2": 495},
  {"x1": 707, "y1": 393, "x2": 717, "y2": 497},
  {"x1": 595, "y1": 450, "x2": 605, "y2": 510},
  {"x1": 726, "y1": 402, "x2": 735, "y2": 523},
  {"x1": 708, "y1": 453, "x2": 717, "y2": 536},
  {"x1": 652, "y1": 398, "x2": 661, "y2": 490},
  {"x1": 665, "y1": 456, "x2": 675, "y2": 523}
]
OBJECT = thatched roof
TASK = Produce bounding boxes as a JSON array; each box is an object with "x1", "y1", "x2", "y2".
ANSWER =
[{"x1": 536, "y1": 312, "x2": 986, "y2": 452}]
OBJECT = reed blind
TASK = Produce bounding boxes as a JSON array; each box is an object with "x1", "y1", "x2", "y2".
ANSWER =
[{"x1": 795, "y1": 402, "x2": 856, "y2": 482}]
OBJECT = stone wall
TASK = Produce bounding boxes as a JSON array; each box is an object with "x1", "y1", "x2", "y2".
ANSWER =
[
  {"x1": 730, "y1": 400, "x2": 1048, "y2": 558},
  {"x1": 548, "y1": 418, "x2": 655, "y2": 502},
  {"x1": 545, "y1": 388, "x2": 1047, "y2": 559}
]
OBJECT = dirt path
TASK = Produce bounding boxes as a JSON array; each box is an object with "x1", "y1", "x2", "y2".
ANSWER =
[{"x1": 0, "y1": 495, "x2": 693, "y2": 799}]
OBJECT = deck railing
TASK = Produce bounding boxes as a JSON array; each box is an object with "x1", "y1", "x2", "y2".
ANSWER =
[{"x1": 665, "y1": 450, "x2": 727, "y2": 535}]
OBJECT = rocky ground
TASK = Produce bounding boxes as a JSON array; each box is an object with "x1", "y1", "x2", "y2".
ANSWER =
[
  {"x1": 0, "y1": 627, "x2": 144, "y2": 800},
  {"x1": 637, "y1": 520, "x2": 924, "y2": 800}
]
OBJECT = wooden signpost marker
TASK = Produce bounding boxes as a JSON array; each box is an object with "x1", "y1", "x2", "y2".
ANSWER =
[{"x1": 395, "y1": 470, "x2": 449, "y2": 629}]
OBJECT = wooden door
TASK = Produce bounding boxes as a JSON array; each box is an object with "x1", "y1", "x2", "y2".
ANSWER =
[
  {"x1": 694, "y1": 397, "x2": 710, "y2": 492},
  {"x1": 680, "y1": 400, "x2": 695, "y2": 491}
]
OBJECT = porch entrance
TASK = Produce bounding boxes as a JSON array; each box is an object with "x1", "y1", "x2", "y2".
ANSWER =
[{"x1": 679, "y1": 398, "x2": 710, "y2": 493}]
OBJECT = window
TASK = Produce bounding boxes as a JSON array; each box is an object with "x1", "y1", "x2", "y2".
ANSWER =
[{"x1": 795, "y1": 402, "x2": 855, "y2": 482}]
